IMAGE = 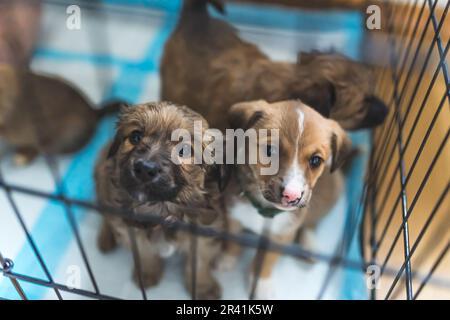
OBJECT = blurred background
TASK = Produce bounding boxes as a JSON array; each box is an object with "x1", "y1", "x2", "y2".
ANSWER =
[{"x1": 0, "y1": 0, "x2": 448, "y2": 300}]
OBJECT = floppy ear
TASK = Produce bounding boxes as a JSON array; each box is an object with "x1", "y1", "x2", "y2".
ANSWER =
[
  {"x1": 329, "y1": 123, "x2": 352, "y2": 173},
  {"x1": 228, "y1": 100, "x2": 267, "y2": 129},
  {"x1": 358, "y1": 95, "x2": 389, "y2": 128},
  {"x1": 297, "y1": 81, "x2": 336, "y2": 118},
  {"x1": 107, "y1": 132, "x2": 122, "y2": 159}
]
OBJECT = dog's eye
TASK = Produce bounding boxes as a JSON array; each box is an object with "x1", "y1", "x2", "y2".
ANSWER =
[
  {"x1": 309, "y1": 155, "x2": 323, "y2": 169},
  {"x1": 265, "y1": 145, "x2": 277, "y2": 157},
  {"x1": 129, "y1": 130, "x2": 143, "y2": 145}
]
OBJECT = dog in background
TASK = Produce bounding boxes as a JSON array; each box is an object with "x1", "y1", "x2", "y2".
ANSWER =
[
  {"x1": 0, "y1": 65, "x2": 122, "y2": 164},
  {"x1": 161, "y1": 0, "x2": 388, "y2": 131},
  {"x1": 220, "y1": 99, "x2": 351, "y2": 299},
  {"x1": 0, "y1": 0, "x2": 41, "y2": 66},
  {"x1": 95, "y1": 102, "x2": 226, "y2": 299}
]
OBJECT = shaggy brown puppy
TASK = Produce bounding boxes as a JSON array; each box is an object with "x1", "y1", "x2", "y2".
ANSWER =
[
  {"x1": 161, "y1": 0, "x2": 388, "y2": 131},
  {"x1": 0, "y1": 65, "x2": 122, "y2": 164},
  {"x1": 95, "y1": 102, "x2": 226, "y2": 299}
]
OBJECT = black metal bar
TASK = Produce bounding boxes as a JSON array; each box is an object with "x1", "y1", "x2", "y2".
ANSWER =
[
  {"x1": 43, "y1": 156, "x2": 101, "y2": 295},
  {"x1": 0, "y1": 267, "x2": 119, "y2": 300},
  {"x1": 370, "y1": 0, "x2": 429, "y2": 169},
  {"x1": 1, "y1": 174, "x2": 448, "y2": 289},
  {"x1": 0, "y1": 172, "x2": 63, "y2": 300},
  {"x1": 189, "y1": 219, "x2": 198, "y2": 300},
  {"x1": 388, "y1": 10, "x2": 414, "y2": 300},
  {"x1": 127, "y1": 227, "x2": 148, "y2": 300},
  {"x1": 372, "y1": 0, "x2": 447, "y2": 196},
  {"x1": 384, "y1": 183, "x2": 449, "y2": 299},
  {"x1": 0, "y1": 252, "x2": 27, "y2": 300},
  {"x1": 318, "y1": 185, "x2": 369, "y2": 300},
  {"x1": 373, "y1": 40, "x2": 450, "y2": 229},
  {"x1": 427, "y1": 0, "x2": 450, "y2": 104},
  {"x1": 413, "y1": 239, "x2": 450, "y2": 300},
  {"x1": 380, "y1": 125, "x2": 449, "y2": 277},
  {"x1": 249, "y1": 221, "x2": 271, "y2": 300},
  {"x1": 376, "y1": 93, "x2": 449, "y2": 260}
]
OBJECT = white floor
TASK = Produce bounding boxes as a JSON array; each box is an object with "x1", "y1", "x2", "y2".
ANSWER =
[{"x1": 0, "y1": 1, "x2": 367, "y2": 300}]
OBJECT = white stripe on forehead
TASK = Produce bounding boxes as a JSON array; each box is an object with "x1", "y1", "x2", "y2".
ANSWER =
[
  {"x1": 293, "y1": 108, "x2": 305, "y2": 161},
  {"x1": 297, "y1": 108, "x2": 305, "y2": 139},
  {"x1": 283, "y1": 107, "x2": 306, "y2": 191}
]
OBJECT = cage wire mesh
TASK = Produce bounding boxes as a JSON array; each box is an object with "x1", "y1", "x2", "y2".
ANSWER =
[
  {"x1": 362, "y1": 0, "x2": 450, "y2": 300},
  {"x1": 0, "y1": 0, "x2": 449, "y2": 300}
]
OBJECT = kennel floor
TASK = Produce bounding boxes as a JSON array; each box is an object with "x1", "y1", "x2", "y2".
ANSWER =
[{"x1": 0, "y1": 0, "x2": 368, "y2": 300}]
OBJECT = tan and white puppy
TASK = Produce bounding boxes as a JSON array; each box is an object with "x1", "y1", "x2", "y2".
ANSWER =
[{"x1": 222, "y1": 99, "x2": 351, "y2": 299}]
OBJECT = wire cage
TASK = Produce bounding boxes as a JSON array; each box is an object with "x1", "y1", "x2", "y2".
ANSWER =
[
  {"x1": 362, "y1": 0, "x2": 450, "y2": 300},
  {"x1": 0, "y1": 0, "x2": 448, "y2": 300}
]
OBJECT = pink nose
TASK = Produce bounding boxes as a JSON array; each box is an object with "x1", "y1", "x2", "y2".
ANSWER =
[{"x1": 282, "y1": 188, "x2": 303, "y2": 204}]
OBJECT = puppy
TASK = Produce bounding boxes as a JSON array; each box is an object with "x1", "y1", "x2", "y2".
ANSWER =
[
  {"x1": 161, "y1": 0, "x2": 388, "y2": 131},
  {"x1": 222, "y1": 99, "x2": 351, "y2": 299},
  {"x1": 0, "y1": 65, "x2": 122, "y2": 164},
  {"x1": 95, "y1": 102, "x2": 226, "y2": 299},
  {"x1": 0, "y1": 0, "x2": 41, "y2": 66}
]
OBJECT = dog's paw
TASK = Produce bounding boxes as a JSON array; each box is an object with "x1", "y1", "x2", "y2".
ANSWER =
[
  {"x1": 133, "y1": 268, "x2": 162, "y2": 289},
  {"x1": 215, "y1": 254, "x2": 238, "y2": 272},
  {"x1": 97, "y1": 230, "x2": 117, "y2": 254},
  {"x1": 196, "y1": 279, "x2": 222, "y2": 300},
  {"x1": 250, "y1": 277, "x2": 275, "y2": 300}
]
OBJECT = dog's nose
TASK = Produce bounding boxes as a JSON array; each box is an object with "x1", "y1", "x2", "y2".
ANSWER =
[
  {"x1": 133, "y1": 160, "x2": 162, "y2": 182},
  {"x1": 281, "y1": 188, "x2": 303, "y2": 205}
]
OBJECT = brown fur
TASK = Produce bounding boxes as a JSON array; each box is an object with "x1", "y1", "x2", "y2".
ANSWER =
[
  {"x1": 218, "y1": 100, "x2": 351, "y2": 298},
  {"x1": 95, "y1": 102, "x2": 226, "y2": 299},
  {"x1": 227, "y1": 100, "x2": 351, "y2": 209},
  {"x1": 0, "y1": 65, "x2": 122, "y2": 164},
  {"x1": 0, "y1": 0, "x2": 41, "y2": 66},
  {"x1": 161, "y1": 0, "x2": 388, "y2": 132}
]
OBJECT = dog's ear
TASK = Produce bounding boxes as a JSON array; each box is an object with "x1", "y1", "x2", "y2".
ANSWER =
[
  {"x1": 228, "y1": 100, "x2": 267, "y2": 129},
  {"x1": 329, "y1": 122, "x2": 352, "y2": 173},
  {"x1": 107, "y1": 132, "x2": 122, "y2": 159},
  {"x1": 297, "y1": 81, "x2": 336, "y2": 118},
  {"x1": 358, "y1": 95, "x2": 389, "y2": 128}
]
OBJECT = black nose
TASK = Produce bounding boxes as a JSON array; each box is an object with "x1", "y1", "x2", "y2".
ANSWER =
[{"x1": 133, "y1": 160, "x2": 162, "y2": 182}]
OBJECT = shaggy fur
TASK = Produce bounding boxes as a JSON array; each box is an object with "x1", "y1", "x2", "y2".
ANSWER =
[
  {"x1": 161, "y1": 0, "x2": 388, "y2": 131},
  {"x1": 95, "y1": 102, "x2": 226, "y2": 299},
  {"x1": 0, "y1": 65, "x2": 122, "y2": 164}
]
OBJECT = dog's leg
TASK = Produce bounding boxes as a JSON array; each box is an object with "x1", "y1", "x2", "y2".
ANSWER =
[
  {"x1": 185, "y1": 237, "x2": 221, "y2": 300},
  {"x1": 250, "y1": 231, "x2": 296, "y2": 300},
  {"x1": 132, "y1": 231, "x2": 164, "y2": 288},
  {"x1": 97, "y1": 218, "x2": 117, "y2": 253},
  {"x1": 14, "y1": 147, "x2": 38, "y2": 166},
  {"x1": 297, "y1": 227, "x2": 318, "y2": 263},
  {"x1": 215, "y1": 217, "x2": 242, "y2": 271}
]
